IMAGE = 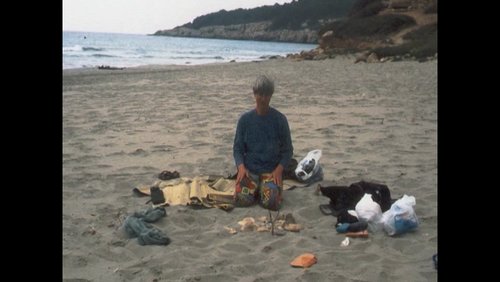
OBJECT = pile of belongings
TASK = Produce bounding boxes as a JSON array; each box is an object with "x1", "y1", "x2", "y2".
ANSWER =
[
  {"x1": 134, "y1": 172, "x2": 236, "y2": 211},
  {"x1": 134, "y1": 170, "x2": 309, "y2": 211},
  {"x1": 319, "y1": 181, "x2": 419, "y2": 236}
]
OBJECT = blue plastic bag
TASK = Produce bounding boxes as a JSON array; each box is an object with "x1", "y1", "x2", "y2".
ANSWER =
[{"x1": 381, "y1": 195, "x2": 419, "y2": 236}]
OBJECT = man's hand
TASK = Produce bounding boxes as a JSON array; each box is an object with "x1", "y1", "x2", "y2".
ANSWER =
[
  {"x1": 271, "y1": 164, "x2": 284, "y2": 187},
  {"x1": 236, "y1": 163, "x2": 249, "y2": 183}
]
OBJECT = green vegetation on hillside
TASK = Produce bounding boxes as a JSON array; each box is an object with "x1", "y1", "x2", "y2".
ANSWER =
[
  {"x1": 319, "y1": 14, "x2": 416, "y2": 39},
  {"x1": 315, "y1": 0, "x2": 437, "y2": 59},
  {"x1": 347, "y1": 0, "x2": 385, "y2": 18},
  {"x1": 372, "y1": 23, "x2": 437, "y2": 59},
  {"x1": 182, "y1": 0, "x2": 356, "y2": 30}
]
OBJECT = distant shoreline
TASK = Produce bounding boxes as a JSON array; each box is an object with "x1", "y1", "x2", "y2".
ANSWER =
[{"x1": 63, "y1": 51, "x2": 437, "y2": 72}]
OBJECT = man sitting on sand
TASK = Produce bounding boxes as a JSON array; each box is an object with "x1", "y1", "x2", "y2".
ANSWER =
[{"x1": 233, "y1": 75, "x2": 294, "y2": 211}]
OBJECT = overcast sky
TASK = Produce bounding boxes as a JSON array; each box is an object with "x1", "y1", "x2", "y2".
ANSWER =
[{"x1": 63, "y1": 0, "x2": 293, "y2": 34}]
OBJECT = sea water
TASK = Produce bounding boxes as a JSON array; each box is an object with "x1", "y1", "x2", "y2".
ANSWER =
[{"x1": 63, "y1": 31, "x2": 317, "y2": 69}]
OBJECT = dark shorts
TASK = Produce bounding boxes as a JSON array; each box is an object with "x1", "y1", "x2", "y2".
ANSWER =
[{"x1": 234, "y1": 172, "x2": 282, "y2": 211}]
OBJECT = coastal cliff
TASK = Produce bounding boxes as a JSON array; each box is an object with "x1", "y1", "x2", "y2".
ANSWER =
[
  {"x1": 153, "y1": 0, "x2": 437, "y2": 61},
  {"x1": 153, "y1": 0, "x2": 355, "y2": 44},
  {"x1": 154, "y1": 21, "x2": 319, "y2": 44}
]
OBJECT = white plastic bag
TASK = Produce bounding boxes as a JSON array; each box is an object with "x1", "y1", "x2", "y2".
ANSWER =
[
  {"x1": 294, "y1": 149, "x2": 322, "y2": 183},
  {"x1": 355, "y1": 193, "x2": 383, "y2": 232},
  {"x1": 381, "y1": 194, "x2": 419, "y2": 236}
]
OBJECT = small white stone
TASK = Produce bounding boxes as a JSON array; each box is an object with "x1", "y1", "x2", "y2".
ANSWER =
[{"x1": 340, "y1": 237, "x2": 350, "y2": 247}]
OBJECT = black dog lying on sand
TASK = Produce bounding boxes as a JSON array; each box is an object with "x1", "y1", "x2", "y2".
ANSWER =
[{"x1": 319, "y1": 181, "x2": 395, "y2": 217}]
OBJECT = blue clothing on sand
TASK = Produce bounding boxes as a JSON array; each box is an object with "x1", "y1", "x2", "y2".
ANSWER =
[{"x1": 233, "y1": 107, "x2": 293, "y2": 174}]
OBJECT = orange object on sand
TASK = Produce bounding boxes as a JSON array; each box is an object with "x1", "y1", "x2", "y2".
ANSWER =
[
  {"x1": 345, "y1": 230, "x2": 369, "y2": 238},
  {"x1": 290, "y1": 253, "x2": 317, "y2": 268}
]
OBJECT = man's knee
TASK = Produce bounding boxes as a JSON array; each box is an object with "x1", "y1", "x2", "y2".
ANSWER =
[
  {"x1": 234, "y1": 175, "x2": 258, "y2": 207},
  {"x1": 259, "y1": 181, "x2": 282, "y2": 211}
]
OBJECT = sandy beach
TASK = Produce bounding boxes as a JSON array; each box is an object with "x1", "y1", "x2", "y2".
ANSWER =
[{"x1": 63, "y1": 56, "x2": 437, "y2": 281}]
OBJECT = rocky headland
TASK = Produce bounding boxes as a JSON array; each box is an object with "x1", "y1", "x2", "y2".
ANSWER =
[{"x1": 153, "y1": 0, "x2": 437, "y2": 62}]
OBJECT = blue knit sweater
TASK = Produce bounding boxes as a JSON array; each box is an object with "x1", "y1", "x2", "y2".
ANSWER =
[{"x1": 233, "y1": 107, "x2": 293, "y2": 174}]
